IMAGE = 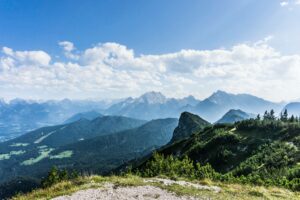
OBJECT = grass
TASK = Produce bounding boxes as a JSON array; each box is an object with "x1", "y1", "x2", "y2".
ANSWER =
[
  {"x1": 10, "y1": 143, "x2": 29, "y2": 147},
  {"x1": 50, "y1": 150, "x2": 73, "y2": 159},
  {"x1": 13, "y1": 175, "x2": 300, "y2": 200},
  {"x1": 21, "y1": 148, "x2": 54, "y2": 166},
  {"x1": 0, "y1": 150, "x2": 26, "y2": 160}
]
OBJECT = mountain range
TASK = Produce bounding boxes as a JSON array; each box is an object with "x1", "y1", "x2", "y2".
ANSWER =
[
  {"x1": 0, "y1": 99, "x2": 115, "y2": 142},
  {"x1": 1, "y1": 101, "x2": 300, "y2": 198},
  {"x1": 1, "y1": 90, "x2": 298, "y2": 142},
  {"x1": 190, "y1": 90, "x2": 283, "y2": 122},
  {"x1": 105, "y1": 91, "x2": 199, "y2": 120},
  {"x1": 105, "y1": 90, "x2": 286, "y2": 122}
]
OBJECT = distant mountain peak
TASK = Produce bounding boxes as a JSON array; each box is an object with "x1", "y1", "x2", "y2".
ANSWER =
[
  {"x1": 206, "y1": 90, "x2": 232, "y2": 104},
  {"x1": 182, "y1": 95, "x2": 197, "y2": 101},
  {"x1": 216, "y1": 109, "x2": 254, "y2": 124},
  {"x1": 210, "y1": 90, "x2": 230, "y2": 98},
  {"x1": 9, "y1": 98, "x2": 30, "y2": 105},
  {"x1": 215, "y1": 90, "x2": 228, "y2": 94},
  {"x1": 64, "y1": 110, "x2": 103, "y2": 124},
  {"x1": 171, "y1": 112, "x2": 210, "y2": 142},
  {"x1": 138, "y1": 91, "x2": 167, "y2": 104}
]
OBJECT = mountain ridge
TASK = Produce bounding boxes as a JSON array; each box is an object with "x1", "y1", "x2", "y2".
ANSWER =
[{"x1": 0, "y1": 90, "x2": 291, "y2": 142}]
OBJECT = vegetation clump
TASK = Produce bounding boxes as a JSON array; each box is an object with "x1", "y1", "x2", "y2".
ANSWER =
[{"x1": 41, "y1": 166, "x2": 79, "y2": 188}]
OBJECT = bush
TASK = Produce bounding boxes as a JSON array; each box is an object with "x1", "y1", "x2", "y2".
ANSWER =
[
  {"x1": 140, "y1": 152, "x2": 221, "y2": 180},
  {"x1": 139, "y1": 152, "x2": 300, "y2": 191},
  {"x1": 41, "y1": 166, "x2": 78, "y2": 188},
  {"x1": 141, "y1": 153, "x2": 195, "y2": 179}
]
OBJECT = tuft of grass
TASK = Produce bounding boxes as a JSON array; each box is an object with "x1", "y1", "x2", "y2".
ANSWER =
[
  {"x1": 13, "y1": 177, "x2": 102, "y2": 200},
  {"x1": 248, "y1": 190, "x2": 264, "y2": 197}
]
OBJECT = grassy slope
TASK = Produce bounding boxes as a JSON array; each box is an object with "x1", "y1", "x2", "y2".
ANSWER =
[
  {"x1": 148, "y1": 121, "x2": 300, "y2": 174},
  {"x1": 13, "y1": 175, "x2": 300, "y2": 200}
]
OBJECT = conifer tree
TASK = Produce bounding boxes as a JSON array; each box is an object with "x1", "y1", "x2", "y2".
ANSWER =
[
  {"x1": 263, "y1": 111, "x2": 269, "y2": 120},
  {"x1": 270, "y1": 109, "x2": 275, "y2": 120},
  {"x1": 281, "y1": 109, "x2": 288, "y2": 122},
  {"x1": 256, "y1": 114, "x2": 261, "y2": 121},
  {"x1": 290, "y1": 115, "x2": 295, "y2": 122}
]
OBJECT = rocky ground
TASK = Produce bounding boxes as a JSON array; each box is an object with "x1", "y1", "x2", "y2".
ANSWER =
[
  {"x1": 52, "y1": 178, "x2": 220, "y2": 200},
  {"x1": 13, "y1": 176, "x2": 300, "y2": 200}
]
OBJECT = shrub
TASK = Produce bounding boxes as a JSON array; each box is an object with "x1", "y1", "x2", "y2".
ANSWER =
[{"x1": 41, "y1": 166, "x2": 78, "y2": 188}]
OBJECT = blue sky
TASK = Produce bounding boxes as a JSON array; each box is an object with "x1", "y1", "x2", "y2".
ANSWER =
[
  {"x1": 1, "y1": 0, "x2": 300, "y2": 54},
  {"x1": 0, "y1": 0, "x2": 300, "y2": 101}
]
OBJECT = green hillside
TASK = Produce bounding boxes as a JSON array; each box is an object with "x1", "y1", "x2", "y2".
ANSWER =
[
  {"x1": 42, "y1": 118, "x2": 178, "y2": 175},
  {"x1": 0, "y1": 115, "x2": 146, "y2": 184},
  {"x1": 135, "y1": 111, "x2": 300, "y2": 191},
  {"x1": 0, "y1": 117, "x2": 177, "y2": 196}
]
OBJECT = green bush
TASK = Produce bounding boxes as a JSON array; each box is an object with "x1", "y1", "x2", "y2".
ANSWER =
[
  {"x1": 141, "y1": 152, "x2": 196, "y2": 179},
  {"x1": 41, "y1": 166, "x2": 78, "y2": 188},
  {"x1": 139, "y1": 152, "x2": 300, "y2": 191}
]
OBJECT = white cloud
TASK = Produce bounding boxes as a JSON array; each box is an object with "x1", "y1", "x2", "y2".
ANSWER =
[
  {"x1": 280, "y1": 1, "x2": 289, "y2": 6},
  {"x1": 59, "y1": 41, "x2": 75, "y2": 52},
  {"x1": 280, "y1": 0, "x2": 300, "y2": 7},
  {"x1": 58, "y1": 41, "x2": 79, "y2": 60},
  {"x1": 1, "y1": 47, "x2": 51, "y2": 67},
  {"x1": 0, "y1": 39, "x2": 300, "y2": 101}
]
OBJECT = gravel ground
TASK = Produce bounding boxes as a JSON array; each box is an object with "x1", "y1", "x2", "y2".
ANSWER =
[
  {"x1": 144, "y1": 178, "x2": 221, "y2": 193},
  {"x1": 52, "y1": 183, "x2": 200, "y2": 200}
]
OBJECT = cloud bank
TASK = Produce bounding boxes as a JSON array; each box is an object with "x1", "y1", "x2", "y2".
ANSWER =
[{"x1": 1, "y1": 39, "x2": 300, "y2": 101}]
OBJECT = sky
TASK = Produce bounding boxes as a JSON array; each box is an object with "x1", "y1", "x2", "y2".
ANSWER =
[{"x1": 0, "y1": 0, "x2": 300, "y2": 102}]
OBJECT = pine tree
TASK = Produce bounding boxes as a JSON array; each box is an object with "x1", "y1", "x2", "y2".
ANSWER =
[
  {"x1": 42, "y1": 166, "x2": 60, "y2": 188},
  {"x1": 281, "y1": 109, "x2": 288, "y2": 122},
  {"x1": 290, "y1": 115, "x2": 295, "y2": 122},
  {"x1": 270, "y1": 109, "x2": 275, "y2": 120},
  {"x1": 256, "y1": 114, "x2": 261, "y2": 121},
  {"x1": 263, "y1": 111, "x2": 269, "y2": 120},
  {"x1": 59, "y1": 169, "x2": 68, "y2": 181}
]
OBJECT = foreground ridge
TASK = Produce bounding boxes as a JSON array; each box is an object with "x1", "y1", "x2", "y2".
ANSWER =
[{"x1": 13, "y1": 175, "x2": 300, "y2": 200}]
